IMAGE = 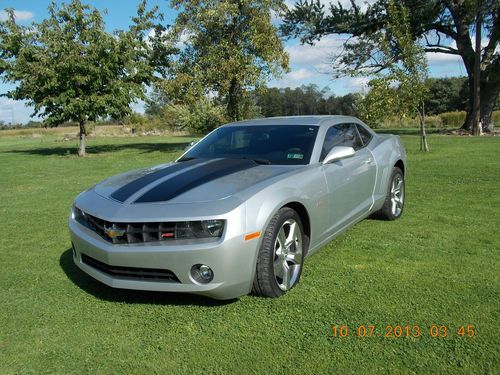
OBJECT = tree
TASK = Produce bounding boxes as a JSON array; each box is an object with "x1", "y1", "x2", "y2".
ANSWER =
[
  {"x1": 358, "y1": 0, "x2": 430, "y2": 151},
  {"x1": 282, "y1": 0, "x2": 499, "y2": 132},
  {"x1": 145, "y1": 86, "x2": 171, "y2": 116},
  {"x1": 168, "y1": 0, "x2": 289, "y2": 121},
  {"x1": 0, "y1": 0, "x2": 172, "y2": 156},
  {"x1": 425, "y1": 77, "x2": 467, "y2": 114},
  {"x1": 253, "y1": 85, "x2": 361, "y2": 117}
]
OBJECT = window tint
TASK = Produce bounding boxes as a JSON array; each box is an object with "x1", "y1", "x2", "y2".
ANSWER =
[
  {"x1": 356, "y1": 124, "x2": 373, "y2": 146},
  {"x1": 320, "y1": 123, "x2": 363, "y2": 160},
  {"x1": 184, "y1": 125, "x2": 319, "y2": 165}
]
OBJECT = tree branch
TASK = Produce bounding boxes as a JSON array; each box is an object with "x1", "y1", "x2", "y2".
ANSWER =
[{"x1": 424, "y1": 47, "x2": 460, "y2": 55}]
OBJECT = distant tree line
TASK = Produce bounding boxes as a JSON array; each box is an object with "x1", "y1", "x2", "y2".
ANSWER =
[
  {"x1": 141, "y1": 77, "x2": 498, "y2": 130},
  {"x1": 252, "y1": 86, "x2": 360, "y2": 118}
]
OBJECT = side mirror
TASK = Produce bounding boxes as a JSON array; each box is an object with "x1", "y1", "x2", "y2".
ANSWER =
[{"x1": 322, "y1": 146, "x2": 355, "y2": 164}]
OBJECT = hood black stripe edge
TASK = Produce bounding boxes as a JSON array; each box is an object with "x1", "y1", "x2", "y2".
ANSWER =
[
  {"x1": 110, "y1": 158, "x2": 203, "y2": 203},
  {"x1": 134, "y1": 158, "x2": 258, "y2": 203}
]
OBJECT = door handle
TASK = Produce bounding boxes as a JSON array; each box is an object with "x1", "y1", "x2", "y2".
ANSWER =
[{"x1": 364, "y1": 159, "x2": 375, "y2": 165}]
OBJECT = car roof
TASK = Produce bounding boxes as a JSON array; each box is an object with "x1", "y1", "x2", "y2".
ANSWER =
[{"x1": 224, "y1": 115, "x2": 361, "y2": 129}]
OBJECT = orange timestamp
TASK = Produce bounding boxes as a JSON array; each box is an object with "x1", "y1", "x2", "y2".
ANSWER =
[{"x1": 331, "y1": 325, "x2": 475, "y2": 338}]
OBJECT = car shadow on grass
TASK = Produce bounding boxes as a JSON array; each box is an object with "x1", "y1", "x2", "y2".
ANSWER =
[
  {"x1": 59, "y1": 249, "x2": 237, "y2": 307},
  {"x1": 4, "y1": 141, "x2": 192, "y2": 156}
]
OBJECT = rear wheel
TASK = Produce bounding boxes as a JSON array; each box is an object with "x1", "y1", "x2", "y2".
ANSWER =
[
  {"x1": 375, "y1": 167, "x2": 405, "y2": 220},
  {"x1": 252, "y1": 208, "x2": 305, "y2": 297}
]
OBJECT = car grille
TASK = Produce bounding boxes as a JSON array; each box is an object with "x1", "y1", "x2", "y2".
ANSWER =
[
  {"x1": 81, "y1": 254, "x2": 180, "y2": 282},
  {"x1": 74, "y1": 207, "x2": 207, "y2": 245}
]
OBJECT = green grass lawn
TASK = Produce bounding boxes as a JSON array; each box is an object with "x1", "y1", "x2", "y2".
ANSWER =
[{"x1": 0, "y1": 133, "x2": 498, "y2": 374}]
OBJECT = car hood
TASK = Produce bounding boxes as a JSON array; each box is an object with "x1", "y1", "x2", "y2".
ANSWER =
[{"x1": 93, "y1": 158, "x2": 298, "y2": 205}]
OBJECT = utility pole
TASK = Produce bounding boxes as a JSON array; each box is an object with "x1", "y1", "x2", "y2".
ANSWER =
[{"x1": 472, "y1": 0, "x2": 482, "y2": 136}]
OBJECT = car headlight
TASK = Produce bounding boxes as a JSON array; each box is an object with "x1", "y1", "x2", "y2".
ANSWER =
[
  {"x1": 71, "y1": 205, "x2": 86, "y2": 223},
  {"x1": 175, "y1": 220, "x2": 225, "y2": 239}
]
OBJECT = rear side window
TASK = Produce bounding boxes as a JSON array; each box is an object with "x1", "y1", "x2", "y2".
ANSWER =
[{"x1": 356, "y1": 124, "x2": 373, "y2": 146}]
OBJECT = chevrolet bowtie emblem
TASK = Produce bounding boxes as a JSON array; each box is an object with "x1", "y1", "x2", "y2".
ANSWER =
[{"x1": 104, "y1": 225, "x2": 125, "y2": 238}]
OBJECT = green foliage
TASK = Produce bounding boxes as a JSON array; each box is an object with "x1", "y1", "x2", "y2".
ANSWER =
[
  {"x1": 162, "y1": 98, "x2": 228, "y2": 134},
  {"x1": 494, "y1": 110, "x2": 500, "y2": 124},
  {"x1": 282, "y1": 0, "x2": 500, "y2": 130},
  {"x1": 439, "y1": 111, "x2": 467, "y2": 127},
  {"x1": 254, "y1": 85, "x2": 360, "y2": 117},
  {"x1": 167, "y1": 0, "x2": 289, "y2": 121},
  {"x1": 127, "y1": 98, "x2": 228, "y2": 134},
  {"x1": 358, "y1": 1, "x2": 429, "y2": 127},
  {"x1": 425, "y1": 77, "x2": 468, "y2": 115},
  {"x1": 0, "y1": 0, "x2": 172, "y2": 130}
]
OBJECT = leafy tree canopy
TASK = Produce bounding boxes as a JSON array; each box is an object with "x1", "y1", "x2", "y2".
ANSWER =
[
  {"x1": 282, "y1": 0, "x2": 499, "y2": 131},
  {"x1": 357, "y1": 0, "x2": 430, "y2": 150},
  {"x1": 166, "y1": 0, "x2": 290, "y2": 121},
  {"x1": 0, "y1": 0, "x2": 174, "y2": 155}
]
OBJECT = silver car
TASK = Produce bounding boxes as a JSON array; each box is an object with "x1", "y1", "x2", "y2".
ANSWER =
[{"x1": 69, "y1": 116, "x2": 406, "y2": 299}]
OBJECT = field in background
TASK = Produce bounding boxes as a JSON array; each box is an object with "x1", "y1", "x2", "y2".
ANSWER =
[
  {"x1": 0, "y1": 124, "x2": 192, "y2": 139},
  {"x1": 2, "y1": 109, "x2": 499, "y2": 136},
  {"x1": 0, "y1": 133, "x2": 498, "y2": 373}
]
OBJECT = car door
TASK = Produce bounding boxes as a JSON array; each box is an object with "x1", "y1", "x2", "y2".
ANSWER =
[{"x1": 321, "y1": 123, "x2": 377, "y2": 234}]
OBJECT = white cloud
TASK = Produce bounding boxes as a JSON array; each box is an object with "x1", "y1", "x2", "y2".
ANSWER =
[
  {"x1": 272, "y1": 68, "x2": 316, "y2": 88},
  {"x1": 426, "y1": 51, "x2": 462, "y2": 65},
  {"x1": 272, "y1": 68, "x2": 320, "y2": 88},
  {"x1": 286, "y1": 35, "x2": 348, "y2": 72},
  {"x1": 342, "y1": 76, "x2": 369, "y2": 92},
  {"x1": 0, "y1": 10, "x2": 34, "y2": 22},
  {"x1": 425, "y1": 40, "x2": 461, "y2": 65},
  {"x1": 287, "y1": 68, "x2": 315, "y2": 81}
]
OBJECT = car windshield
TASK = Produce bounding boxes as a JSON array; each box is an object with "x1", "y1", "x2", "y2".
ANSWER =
[{"x1": 181, "y1": 125, "x2": 319, "y2": 165}]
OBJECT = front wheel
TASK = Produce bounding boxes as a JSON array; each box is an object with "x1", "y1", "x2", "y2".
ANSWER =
[
  {"x1": 252, "y1": 208, "x2": 305, "y2": 298},
  {"x1": 374, "y1": 166, "x2": 405, "y2": 220}
]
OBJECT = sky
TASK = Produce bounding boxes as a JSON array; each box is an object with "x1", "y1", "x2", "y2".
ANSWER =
[{"x1": 0, "y1": 0, "x2": 467, "y2": 124}]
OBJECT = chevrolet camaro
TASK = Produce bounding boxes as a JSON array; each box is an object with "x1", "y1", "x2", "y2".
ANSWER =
[{"x1": 69, "y1": 116, "x2": 406, "y2": 299}]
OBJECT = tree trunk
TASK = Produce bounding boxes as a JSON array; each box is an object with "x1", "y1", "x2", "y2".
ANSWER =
[
  {"x1": 227, "y1": 78, "x2": 241, "y2": 121},
  {"x1": 471, "y1": 0, "x2": 482, "y2": 136},
  {"x1": 418, "y1": 104, "x2": 429, "y2": 152},
  {"x1": 78, "y1": 120, "x2": 87, "y2": 157},
  {"x1": 462, "y1": 82, "x2": 498, "y2": 132},
  {"x1": 480, "y1": 81, "x2": 499, "y2": 132}
]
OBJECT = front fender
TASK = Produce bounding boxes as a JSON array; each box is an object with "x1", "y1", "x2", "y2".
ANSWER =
[{"x1": 244, "y1": 167, "x2": 328, "y2": 266}]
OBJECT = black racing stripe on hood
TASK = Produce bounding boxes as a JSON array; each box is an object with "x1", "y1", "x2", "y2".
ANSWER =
[
  {"x1": 134, "y1": 158, "x2": 258, "y2": 203},
  {"x1": 110, "y1": 158, "x2": 203, "y2": 203}
]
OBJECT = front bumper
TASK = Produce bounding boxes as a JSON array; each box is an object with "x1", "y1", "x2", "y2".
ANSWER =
[{"x1": 68, "y1": 215, "x2": 259, "y2": 300}]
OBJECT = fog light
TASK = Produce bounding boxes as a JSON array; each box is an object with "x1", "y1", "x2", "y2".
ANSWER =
[
  {"x1": 71, "y1": 242, "x2": 76, "y2": 258},
  {"x1": 191, "y1": 264, "x2": 214, "y2": 284}
]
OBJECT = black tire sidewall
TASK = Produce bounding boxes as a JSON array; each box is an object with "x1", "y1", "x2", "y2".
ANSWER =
[
  {"x1": 384, "y1": 167, "x2": 405, "y2": 220},
  {"x1": 254, "y1": 207, "x2": 305, "y2": 297}
]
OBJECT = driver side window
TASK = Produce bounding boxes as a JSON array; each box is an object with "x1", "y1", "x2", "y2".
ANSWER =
[{"x1": 320, "y1": 123, "x2": 363, "y2": 161}]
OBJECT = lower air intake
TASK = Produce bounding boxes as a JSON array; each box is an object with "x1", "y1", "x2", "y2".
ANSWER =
[{"x1": 81, "y1": 254, "x2": 180, "y2": 282}]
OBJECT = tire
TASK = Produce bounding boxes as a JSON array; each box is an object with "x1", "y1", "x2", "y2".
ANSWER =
[
  {"x1": 374, "y1": 166, "x2": 405, "y2": 220},
  {"x1": 252, "y1": 208, "x2": 306, "y2": 298}
]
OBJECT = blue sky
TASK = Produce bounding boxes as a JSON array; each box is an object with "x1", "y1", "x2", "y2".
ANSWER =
[{"x1": 0, "y1": 0, "x2": 467, "y2": 124}]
